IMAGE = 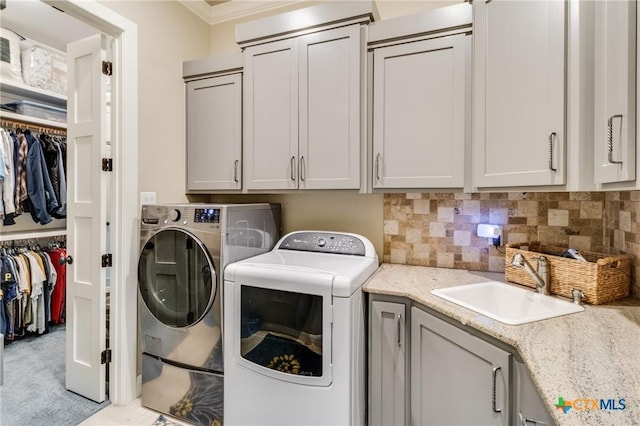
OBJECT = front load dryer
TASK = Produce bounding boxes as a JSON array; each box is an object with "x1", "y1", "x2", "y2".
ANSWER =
[{"x1": 138, "y1": 203, "x2": 280, "y2": 426}]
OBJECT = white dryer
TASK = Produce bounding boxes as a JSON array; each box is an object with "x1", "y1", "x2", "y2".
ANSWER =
[{"x1": 223, "y1": 231, "x2": 378, "y2": 426}]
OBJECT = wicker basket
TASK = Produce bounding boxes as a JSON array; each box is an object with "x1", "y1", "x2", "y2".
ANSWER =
[{"x1": 505, "y1": 242, "x2": 632, "y2": 305}]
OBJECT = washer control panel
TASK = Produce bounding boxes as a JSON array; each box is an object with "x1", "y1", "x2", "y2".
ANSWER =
[
  {"x1": 140, "y1": 205, "x2": 221, "y2": 229},
  {"x1": 194, "y1": 208, "x2": 220, "y2": 223},
  {"x1": 278, "y1": 231, "x2": 365, "y2": 256},
  {"x1": 168, "y1": 209, "x2": 181, "y2": 222}
]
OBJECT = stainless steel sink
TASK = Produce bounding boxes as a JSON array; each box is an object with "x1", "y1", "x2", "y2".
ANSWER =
[{"x1": 431, "y1": 281, "x2": 584, "y2": 325}]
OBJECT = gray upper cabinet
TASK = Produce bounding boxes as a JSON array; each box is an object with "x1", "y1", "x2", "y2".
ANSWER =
[
  {"x1": 411, "y1": 307, "x2": 510, "y2": 426},
  {"x1": 594, "y1": 0, "x2": 637, "y2": 185},
  {"x1": 298, "y1": 25, "x2": 362, "y2": 190},
  {"x1": 183, "y1": 53, "x2": 243, "y2": 192},
  {"x1": 243, "y1": 38, "x2": 298, "y2": 190},
  {"x1": 369, "y1": 4, "x2": 472, "y2": 191},
  {"x1": 473, "y1": 0, "x2": 566, "y2": 188},
  {"x1": 238, "y1": 2, "x2": 375, "y2": 191}
]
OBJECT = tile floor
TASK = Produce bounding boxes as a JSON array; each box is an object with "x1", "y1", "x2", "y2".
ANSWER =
[{"x1": 80, "y1": 398, "x2": 188, "y2": 426}]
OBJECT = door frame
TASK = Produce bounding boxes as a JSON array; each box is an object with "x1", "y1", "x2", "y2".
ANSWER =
[{"x1": 43, "y1": 0, "x2": 139, "y2": 405}]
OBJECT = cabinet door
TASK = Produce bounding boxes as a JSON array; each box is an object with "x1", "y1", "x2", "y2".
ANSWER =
[
  {"x1": 473, "y1": 0, "x2": 565, "y2": 188},
  {"x1": 513, "y1": 360, "x2": 554, "y2": 426},
  {"x1": 186, "y1": 74, "x2": 242, "y2": 191},
  {"x1": 373, "y1": 34, "x2": 468, "y2": 189},
  {"x1": 370, "y1": 301, "x2": 406, "y2": 426},
  {"x1": 244, "y1": 38, "x2": 299, "y2": 190},
  {"x1": 411, "y1": 308, "x2": 510, "y2": 426},
  {"x1": 298, "y1": 25, "x2": 362, "y2": 189},
  {"x1": 594, "y1": 0, "x2": 636, "y2": 184}
]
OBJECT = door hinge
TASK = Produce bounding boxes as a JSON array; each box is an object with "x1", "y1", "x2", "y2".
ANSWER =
[
  {"x1": 101, "y1": 349, "x2": 112, "y2": 364},
  {"x1": 102, "y1": 60, "x2": 113, "y2": 76},
  {"x1": 101, "y1": 253, "x2": 112, "y2": 268},
  {"x1": 102, "y1": 158, "x2": 113, "y2": 171}
]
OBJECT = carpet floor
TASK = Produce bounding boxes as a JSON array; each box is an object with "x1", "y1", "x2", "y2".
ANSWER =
[{"x1": 0, "y1": 325, "x2": 109, "y2": 425}]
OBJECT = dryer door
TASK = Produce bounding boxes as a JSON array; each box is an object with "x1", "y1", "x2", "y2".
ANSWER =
[
  {"x1": 229, "y1": 266, "x2": 333, "y2": 386},
  {"x1": 138, "y1": 228, "x2": 216, "y2": 328}
]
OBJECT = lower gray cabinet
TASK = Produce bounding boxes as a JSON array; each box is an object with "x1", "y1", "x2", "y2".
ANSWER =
[
  {"x1": 410, "y1": 307, "x2": 510, "y2": 426},
  {"x1": 369, "y1": 297, "x2": 554, "y2": 426},
  {"x1": 514, "y1": 360, "x2": 554, "y2": 426},
  {"x1": 369, "y1": 300, "x2": 407, "y2": 426}
]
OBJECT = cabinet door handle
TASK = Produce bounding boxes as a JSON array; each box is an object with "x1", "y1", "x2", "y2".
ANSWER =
[
  {"x1": 396, "y1": 313, "x2": 402, "y2": 347},
  {"x1": 290, "y1": 156, "x2": 296, "y2": 181},
  {"x1": 376, "y1": 153, "x2": 382, "y2": 181},
  {"x1": 607, "y1": 114, "x2": 624, "y2": 165},
  {"x1": 492, "y1": 366, "x2": 502, "y2": 413},
  {"x1": 300, "y1": 156, "x2": 305, "y2": 182},
  {"x1": 233, "y1": 160, "x2": 239, "y2": 183},
  {"x1": 548, "y1": 132, "x2": 557, "y2": 172}
]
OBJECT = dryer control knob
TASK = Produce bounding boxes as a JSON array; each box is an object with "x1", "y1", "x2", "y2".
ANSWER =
[
  {"x1": 317, "y1": 237, "x2": 326, "y2": 247},
  {"x1": 169, "y1": 209, "x2": 181, "y2": 222}
]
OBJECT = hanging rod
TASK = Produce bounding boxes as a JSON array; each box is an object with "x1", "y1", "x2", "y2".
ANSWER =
[
  {"x1": 0, "y1": 234, "x2": 66, "y2": 247},
  {"x1": 0, "y1": 229, "x2": 67, "y2": 242},
  {"x1": 0, "y1": 117, "x2": 67, "y2": 136}
]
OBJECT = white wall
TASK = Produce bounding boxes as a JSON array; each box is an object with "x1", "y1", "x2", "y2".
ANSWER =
[{"x1": 99, "y1": 0, "x2": 211, "y2": 204}]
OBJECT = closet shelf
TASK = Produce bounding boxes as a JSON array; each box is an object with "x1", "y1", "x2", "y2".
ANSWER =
[
  {"x1": 0, "y1": 80, "x2": 67, "y2": 108},
  {"x1": 0, "y1": 111, "x2": 67, "y2": 130},
  {"x1": 0, "y1": 229, "x2": 67, "y2": 242}
]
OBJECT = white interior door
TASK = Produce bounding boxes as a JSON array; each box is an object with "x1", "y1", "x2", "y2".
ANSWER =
[{"x1": 66, "y1": 33, "x2": 108, "y2": 403}]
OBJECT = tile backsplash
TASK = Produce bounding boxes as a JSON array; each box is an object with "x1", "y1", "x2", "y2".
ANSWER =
[{"x1": 383, "y1": 192, "x2": 640, "y2": 298}]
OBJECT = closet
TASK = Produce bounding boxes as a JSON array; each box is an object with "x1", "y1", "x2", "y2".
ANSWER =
[
  {"x1": 1, "y1": 16, "x2": 71, "y2": 333},
  {"x1": 0, "y1": 0, "x2": 102, "y2": 407},
  {"x1": 2, "y1": 0, "x2": 137, "y2": 406},
  {"x1": 1, "y1": 117, "x2": 69, "y2": 337},
  {"x1": 0, "y1": 47, "x2": 70, "y2": 405}
]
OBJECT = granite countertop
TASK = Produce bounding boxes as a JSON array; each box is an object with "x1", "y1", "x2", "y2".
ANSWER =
[{"x1": 363, "y1": 263, "x2": 640, "y2": 426}]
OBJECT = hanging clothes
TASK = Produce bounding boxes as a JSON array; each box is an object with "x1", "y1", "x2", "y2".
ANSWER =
[
  {"x1": 24, "y1": 130, "x2": 59, "y2": 225},
  {"x1": 38, "y1": 133, "x2": 67, "y2": 219},
  {"x1": 0, "y1": 242, "x2": 64, "y2": 339},
  {"x1": 0, "y1": 124, "x2": 67, "y2": 226},
  {"x1": 47, "y1": 246, "x2": 67, "y2": 325},
  {"x1": 0, "y1": 135, "x2": 5, "y2": 219},
  {"x1": 0, "y1": 129, "x2": 17, "y2": 225},
  {"x1": 14, "y1": 132, "x2": 29, "y2": 215},
  {"x1": 0, "y1": 254, "x2": 18, "y2": 339}
]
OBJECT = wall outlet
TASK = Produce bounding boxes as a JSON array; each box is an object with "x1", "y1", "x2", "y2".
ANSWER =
[
  {"x1": 139, "y1": 192, "x2": 156, "y2": 205},
  {"x1": 477, "y1": 224, "x2": 503, "y2": 247}
]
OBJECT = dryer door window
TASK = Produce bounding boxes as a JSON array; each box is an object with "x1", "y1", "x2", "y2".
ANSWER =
[
  {"x1": 232, "y1": 270, "x2": 333, "y2": 387},
  {"x1": 138, "y1": 229, "x2": 216, "y2": 327}
]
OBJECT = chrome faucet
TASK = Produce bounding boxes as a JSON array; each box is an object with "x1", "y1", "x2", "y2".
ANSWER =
[{"x1": 510, "y1": 253, "x2": 551, "y2": 295}]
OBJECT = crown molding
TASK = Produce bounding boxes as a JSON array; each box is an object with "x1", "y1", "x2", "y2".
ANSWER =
[
  {"x1": 179, "y1": 0, "x2": 306, "y2": 25},
  {"x1": 180, "y1": 0, "x2": 212, "y2": 22}
]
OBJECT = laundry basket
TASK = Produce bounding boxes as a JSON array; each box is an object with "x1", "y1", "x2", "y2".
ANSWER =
[{"x1": 505, "y1": 242, "x2": 632, "y2": 305}]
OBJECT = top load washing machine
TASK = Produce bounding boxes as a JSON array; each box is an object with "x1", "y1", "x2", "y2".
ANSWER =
[
  {"x1": 223, "y1": 231, "x2": 378, "y2": 426},
  {"x1": 138, "y1": 203, "x2": 280, "y2": 426}
]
